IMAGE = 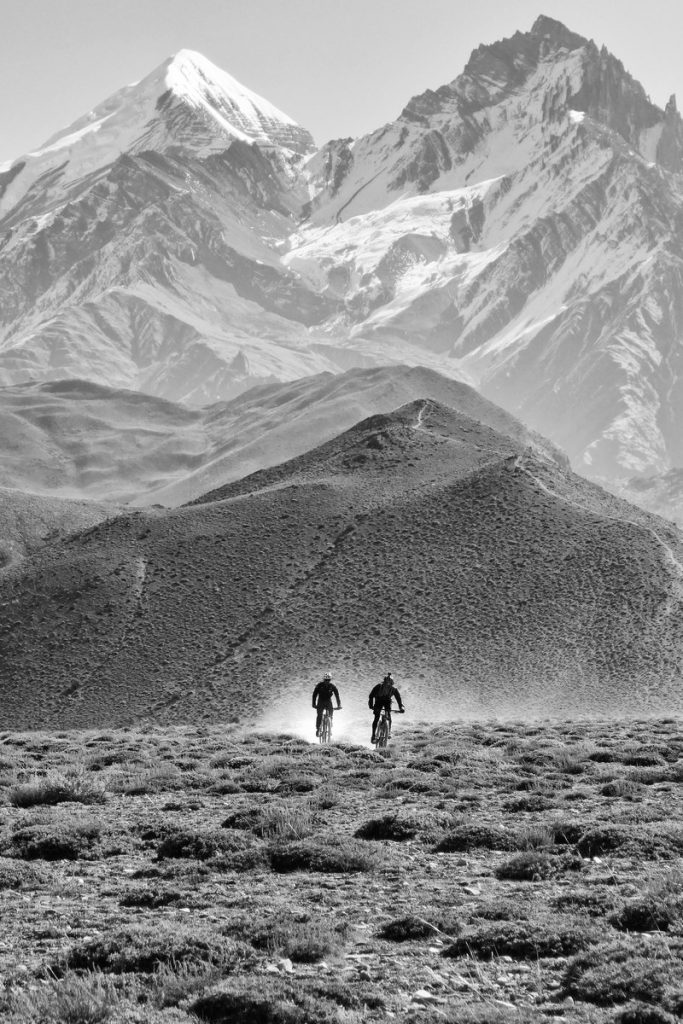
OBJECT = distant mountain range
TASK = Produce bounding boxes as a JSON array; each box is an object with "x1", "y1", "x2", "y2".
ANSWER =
[
  {"x1": 3, "y1": 15, "x2": 683, "y2": 509},
  {"x1": 2, "y1": 394, "x2": 683, "y2": 729}
]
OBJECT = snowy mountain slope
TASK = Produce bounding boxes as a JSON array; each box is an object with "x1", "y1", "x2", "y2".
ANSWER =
[
  {"x1": 297, "y1": 16, "x2": 683, "y2": 484},
  {"x1": 0, "y1": 50, "x2": 312, "y2": 223},
  {"x1": 4, "y1": 19, "x2": 683, "y2": 497},
  {"x1": 0, "y1": 53, "x2": 354, "y2": 402}
]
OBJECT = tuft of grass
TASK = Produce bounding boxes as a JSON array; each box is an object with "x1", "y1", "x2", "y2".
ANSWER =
[
  {"x1": 3, "y1": 969, "x2": 123, "y2": 1023},
  {"x1": 250, "y1": 919, "x2": 345, "y2": 963},
  {"x1": 9, "y1": 769, "x2": 106, "y2": 807},
  {"x1": 148, "y1": 960, "x2": 224, "y2": 1008},
  {"x1": 223, "y1": 800, "x2": 317, "y2": 841}
]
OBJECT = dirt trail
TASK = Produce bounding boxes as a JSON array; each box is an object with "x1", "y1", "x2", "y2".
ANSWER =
[
  {"x1": 412, "y1": 400, "x2": 428, "y2": 431},
  {"x1": 517, "y1": 456, "x2": 683, "y2": 602}
]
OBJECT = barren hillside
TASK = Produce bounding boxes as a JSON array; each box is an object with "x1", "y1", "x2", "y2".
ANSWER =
[{"x1": 1, "y1": 400, "x2": 682, "y2": 729}]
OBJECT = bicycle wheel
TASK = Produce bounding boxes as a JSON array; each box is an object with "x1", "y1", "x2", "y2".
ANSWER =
[
  {"x1": 320, "y1": 713, "x2": 332, "y2": 744},
  {"x1": 375, "y1": 718, "x2": 389, "y2": 748}
]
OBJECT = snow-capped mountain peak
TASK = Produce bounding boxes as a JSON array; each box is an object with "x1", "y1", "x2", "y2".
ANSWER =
[
  {"x1": 0, "y1": 50, "x2": 313, "y2": 221},
  {"x1": 162, "y1": 49, "x2": 306, "y2": 147}
]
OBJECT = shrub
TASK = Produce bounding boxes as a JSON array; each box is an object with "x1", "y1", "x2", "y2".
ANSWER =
[
  {"x1": 269, "y1": 838, "x2": 375, "y2": 874},
  {"x1": 622, "y1": 751, "x2": 667, "y2": 768},
  {"x1": 191, "y1": 982, "x2": 332, "y2": 1024},
  {"x1": 495, "y1": 851, "x2": 556, "y2": 881},
  {"x1": 562, "y1": 938, "x2": 683, "y2": 1007},
  {"x1": 9, "y1": 821, "x2": 102, "y2": 861},
  {"x1": 436, "y1": 1008, "x2": 540, "y2": 1024},
  {"x1": 355, "y1": 811, "x2": 445, "y2": 842},
  {"x1": 576, "y1": 826, "x2": 632, "y2": 857},
  {"x1": 0, "y1": 856, "x2": 44, "y2": 889},
  {"x1": 119, "y1": 886, "x2": 182, "y2": 909},
  {"x1": 628, "y1": 768, "x2": 671, "y2": 786},
  {"x1": 552, "y1": 889, "x2": 618, "y2": 917},
  {"x1": 156, "y1": 828, "x2": 256, "y2": 861},
  {"x1": 601, "y1": 780, "x2": 643, "y2": 799},
  {"x1": 379, "y1": 915, "x2": 455, "y2": 941},
  {"x1": 250, "y1": 920, "x2": 344, "y2": 963},
  {"x1": 191, "y1": 975, "x2": 384, "y2": 1022},
  {"x1": 9, "y1": 770, "x2": 106, "y2": 808},
  {"x1": 609, "y1": 898, "x2": 683, "y2": 933},
  {"x1": 503, "y1": 794, "x2": 557, "y2": 812},
  {"x1": 275, "y1": 774, "x2": 317, "y2": 794},
  {"x1": 613, "y1": 1003, "x2": 678, "y2": 1024},
  {"x1": 443, "y1": 919, "x2": 600, "y2": 960},
  {"x1": 435, "y1": 824, "x2": 517, "y2": 853},
  {"x1": 63, "y1": 922, "x2": 254, "y2": 974}
]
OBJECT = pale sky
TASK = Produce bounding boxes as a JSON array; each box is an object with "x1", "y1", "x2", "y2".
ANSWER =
[{"x1": 3, "y1": 0, "x2": 683, "y2": 163}]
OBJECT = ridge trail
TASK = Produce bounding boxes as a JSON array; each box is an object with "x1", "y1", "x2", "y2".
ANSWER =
[
  {"x1": 515, "y1": 456, "x2": 683, "y2": 600},
  {"x1": 413, "y1": 401, "x2": 428, "y2": 431}
]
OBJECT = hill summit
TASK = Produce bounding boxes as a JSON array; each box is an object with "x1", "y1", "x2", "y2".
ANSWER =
[{"x1": 2, "y1": 397, "x2": 683, "y2": 729}]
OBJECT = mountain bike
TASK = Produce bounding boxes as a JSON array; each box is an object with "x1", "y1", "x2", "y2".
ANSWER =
[
  {"x1": 374, "y1": 707, "x2": 405, "y2": 748},
  {"x1": 319, "y1": 707, "x2": 341, "y2": 744}
]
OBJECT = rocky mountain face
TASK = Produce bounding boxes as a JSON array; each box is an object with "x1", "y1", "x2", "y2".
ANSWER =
[
  {"x1": 299, "y1": 15, "x2": 683, "y2": 490},
  {"x1": 0, "y1": 51, "x2": 341, "y2": 404},
  {"x1": 3, "y1": 19, "x2": 683, "y2": 507},
  {"x1": 2, "y1": 398, "x2": 682, "y2": 730}
]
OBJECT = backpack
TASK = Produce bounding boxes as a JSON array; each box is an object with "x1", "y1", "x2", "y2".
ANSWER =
[{"x1": 378, "y1": 678, "x2": 393, "y2": 698}]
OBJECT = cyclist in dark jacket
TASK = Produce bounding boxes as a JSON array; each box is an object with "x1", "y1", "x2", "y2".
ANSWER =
[
  {"x1": 368, "y1": 673, "x2": 404, "y2": 743},
  {"x1": 312, "y1": 673, "x2": 342, "y2": 736}
]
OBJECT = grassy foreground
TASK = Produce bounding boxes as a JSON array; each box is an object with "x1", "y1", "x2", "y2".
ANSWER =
[{"x1": 0, "y1": 718, "x2": 682, "y2": 1023}]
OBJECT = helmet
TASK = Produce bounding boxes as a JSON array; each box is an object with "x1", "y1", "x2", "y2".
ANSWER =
[
  {"x1": 384, "y1": 672, "x2": 393, "y2": 681},
  {"x1": 323, "y1": 672, "x2": 332, "y2": 681}
]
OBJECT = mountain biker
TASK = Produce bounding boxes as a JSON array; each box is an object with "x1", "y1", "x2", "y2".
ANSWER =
[
  {"x1": 368, "y1": 672, "x2": 404, "y2": 743},
  {"x1": 312, "y1": 672, "x2": 342, "y2": 736}
]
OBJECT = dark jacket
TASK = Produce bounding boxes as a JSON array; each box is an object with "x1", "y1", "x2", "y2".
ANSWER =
[
  {"x1": 368, "y1": 680, "x2": 403, "y2": 710},
  {"x1": 312, "y1": 680, "x2": 341, "y2": 708}
]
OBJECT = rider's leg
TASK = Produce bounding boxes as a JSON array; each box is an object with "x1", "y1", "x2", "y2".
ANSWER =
[
  {"x1": 316, "y1": 706, "x2": 323, "y2": 735},
  {"x1": 371, "y1": 707, "x2": 381, "y2": 741}
]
